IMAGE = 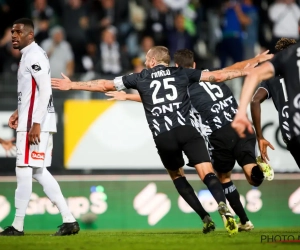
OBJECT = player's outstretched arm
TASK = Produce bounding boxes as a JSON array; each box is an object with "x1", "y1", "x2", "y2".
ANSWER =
[
  {"x1": 105, "y1": 91, "x2": 142, "y2": 102},
  {"x1": 0, "y1": 137, "x2": 16, "y2": 157},
  {"x1": 225, "y1": 50, "x2": 274, "y2": 70},
  {"x1": 200, "y1": 68, "x2": 248, "y2": 82},
  {"x1": 232, "y1": 62, "x2": 275, "y2": 137},
  {"x1": 51, "y1": 73, "x2": 116, "y2": 92},
  {"x1": 251, "y1": 88, "x2": 275, "y2": 162}
]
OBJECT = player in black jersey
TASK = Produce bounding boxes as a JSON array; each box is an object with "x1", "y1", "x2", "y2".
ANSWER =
[
  {"x1": 51, "y1": 46, "x2": 244, "y2": 235},
  {"x1": 251, "y1": 38, "x2": 300, "y2": 166},
  {"x1": 233, "y1": 41, "x2": 300, "y2": 171},
  {"x1": 106, "y1": 49, "x2": 274, "y2": 231},
  {"x1": 51, "y1": 46, "x2": 272, "y2": 235}
]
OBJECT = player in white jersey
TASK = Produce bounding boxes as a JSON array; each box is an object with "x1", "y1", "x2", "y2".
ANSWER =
[{"x1": 0, "y1": 18, "x2": 79, "y2": 236}]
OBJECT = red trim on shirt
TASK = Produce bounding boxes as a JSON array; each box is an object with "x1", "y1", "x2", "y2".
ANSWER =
[
  {"x1": 27, "y1": 77, "x2": 37, "y2": 131},
  {"x1": 24, "y1": 132, "x2": 29, "y2": 164}
]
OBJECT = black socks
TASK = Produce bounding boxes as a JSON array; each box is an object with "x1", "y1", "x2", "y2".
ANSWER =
[
  {"x1": 203, "y1": 173, "x2": 226, "y2": 204},
  {"x1": 173, "y1": 177, "x2": 209, "y2": 220},
  {"x1": 222, "y1": 181, "x2": 249, "y2": 224}
]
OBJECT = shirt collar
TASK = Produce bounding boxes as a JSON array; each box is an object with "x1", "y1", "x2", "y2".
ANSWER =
[{"x1": 20, "y1": 41, "x2": 36, "y2": 55}]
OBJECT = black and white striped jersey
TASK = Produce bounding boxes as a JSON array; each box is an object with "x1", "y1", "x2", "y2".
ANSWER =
[
  {"x1": 188, "y1": 79, "x2": 238, "y2": 135},
  {"x1": 258, "y1": 77, "x2": 291, "y2": 142},
  {"x1": 270, "y1": 42, "x2": 300, "y2": 140},
  {"x1": 113, "y1": 65, "x2": 202, "y2": 137}
]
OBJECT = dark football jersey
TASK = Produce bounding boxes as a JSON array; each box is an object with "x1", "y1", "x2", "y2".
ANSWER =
[
  {"x1": 188, "y1": 79, "x2": 238, "y2": 135},
  {"x1": 271, "y1": 42, "x2": 300, "y2": 140},
  {"x1": 114, "y1": 65, "x2": 202, "y2": 137},
  {"x1": 258, "y1": 77, "x2": 291, "y2": 142}
]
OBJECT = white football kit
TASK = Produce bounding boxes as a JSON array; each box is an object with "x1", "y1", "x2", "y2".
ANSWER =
[{"x1": 16, "y1": 42, "x2": 56, "y2": 167}]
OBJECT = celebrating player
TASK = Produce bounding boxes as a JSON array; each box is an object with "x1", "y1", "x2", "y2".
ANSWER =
[
  {"x1": 0, "y1": 18, "x2": 79, "y2": 237},
  {"x1": 232, "y1": 41, "x2": 300, "y2": 170},
  {"x1": 52, "y1": 46, "x2": 252, "y2": 235},
  {"x1": 251, "y1": 38, "x2": 300, "y2": 166},
  {"x1": 106, "y1": 49, "x2": 275, "y2": 231}
]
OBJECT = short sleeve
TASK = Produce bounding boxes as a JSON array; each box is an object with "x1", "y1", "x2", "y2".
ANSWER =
[
  {"x1": 113, "y1": 73, "x2": 139, "y2": 90},
  {"x1": 182, "y1": 68, "x2": 202, "y2": 83},
  {"x1": 258, "y1": 81, "x2": 271, "y2": 99},
  {"x1": 27, "y1": 52, "x2": 50, "y2": 77}
]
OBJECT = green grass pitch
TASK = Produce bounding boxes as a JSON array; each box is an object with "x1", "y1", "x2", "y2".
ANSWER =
[{"x1": 1, "y1": 228, "x2": 300, "y2": 250}]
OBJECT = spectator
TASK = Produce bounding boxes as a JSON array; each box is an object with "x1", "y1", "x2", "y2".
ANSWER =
[
  {"x1": 268, "y1": 0, "x2": 300, "y2": 53},
  {"x1": 97, "y1": 26, "x2": 130, "y2": 76},
  {"x1": 242, "y1": 0, "x2": 259, "y2": 59},
  {"x1": 144, "y1": 0, "x2": 175, "y2": 47},
  {"x1": 137, "y1": 35, "x2": 155, "y2": 63},
  {"x1": 62, "y1": 0, "x2": 89, "y2": 73},
  {"x1": 31, "y1": 0, "x2": 57, "y2": 32},
  {"x1": 201, "y1": 0, "x2": 223, "y2": 55},
  {"x1": 34, "y1": 12, "x2": 50, "y2": 45},
  {"x1": 41, "y1": 26, "x2": 74, "y2": 78},
  {"x1": 217, "y1": 0, "x2": 250, "y2": 68},
  {"x1": 168, "y1": 13, "x2": 193, "y2": 57}
]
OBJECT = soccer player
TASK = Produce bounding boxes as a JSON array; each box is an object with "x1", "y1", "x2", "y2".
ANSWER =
[
  {"x1": 52, "y1": 46, "x2": 251, "y2": 235},
  {"x1": 105, "y1": 49, "x2": 274, "y2": 231},
  {"x1": 232, "y1": 42, "x2": 300, "y2": 170},
  {"x1": 250, "y1": 38, "x2": 300, "y2": 166},
  {"x1": 0, "y1": 137, "x2": 16, "y2": 156},
  {"x1": 0, "y1": 18, "x2": 79, "y2": 236}
]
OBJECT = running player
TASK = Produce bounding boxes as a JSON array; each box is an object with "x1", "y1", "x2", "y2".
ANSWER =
[
  {"x1": 251, "y1": 38, "x2": 300, "y2": 166},
  {"x1": 106, "y1": 49, "x2": 274, "y2": 231},
  {"x1": 0, "y1": 18, "x2": 79, "y2": 236},
  {"x1": 52, "y1": 46, "x2": 251, "y2": 235},
  {"x1": 232, "y1": 42, "x2": 300, "y2": 170}
]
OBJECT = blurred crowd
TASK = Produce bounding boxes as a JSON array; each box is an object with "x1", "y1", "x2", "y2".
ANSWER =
[{"x1": 1, "y1": 0, "x2": 300, "y2": 97}]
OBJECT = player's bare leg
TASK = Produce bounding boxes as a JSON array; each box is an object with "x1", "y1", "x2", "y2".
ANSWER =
[
  {"x1": 216, "y1": 171, "x2": 254, "y2": 232},
  {"x1": 167, "y1": 167, "x2": 215, "y2": 234},
  {"x1": 195, "y1": 162, "x2": 238, "y2": 235}
]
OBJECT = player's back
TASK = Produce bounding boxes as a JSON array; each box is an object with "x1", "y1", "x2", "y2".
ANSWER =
[
  {"x1": 259, "y1": 76, "x2": 290, "y2": 141},
  {"x1": 17, "y1": 42, "x2": 56, "y2": 132},
  {"x1": 121, "y1": 65, "x2": 202, "y2": 137},
  {"x1": 271, "y1": 42, "x2": 300, "y2": 139},
  {"x1": 188, "y1": 80, "x2": 238, "y2": 135}
]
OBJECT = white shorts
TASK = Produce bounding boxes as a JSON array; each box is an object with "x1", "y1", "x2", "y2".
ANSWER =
[{"x1": 16, "y1": 132, "x2": 53, "y2": 168}]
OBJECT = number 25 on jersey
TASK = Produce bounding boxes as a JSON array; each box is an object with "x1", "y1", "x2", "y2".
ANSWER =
[{"x1": 150, "y1": 78, "x2": 178, "y2": 104}]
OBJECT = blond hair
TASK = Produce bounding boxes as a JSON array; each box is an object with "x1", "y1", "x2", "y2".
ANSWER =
[{"x1": 148, "y1": 46, "x2": 170, "y2": 65}]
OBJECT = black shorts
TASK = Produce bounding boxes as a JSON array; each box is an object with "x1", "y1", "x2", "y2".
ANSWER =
[
  {"x1": 208, "y1": 123, "x2": 256, "y2": 173},
  {"x1": 154, "y1": 125, "x2": 211, "y2": 171},
  {"x1": 287, "y1": 135, "x2": 300, "y2": 169}
]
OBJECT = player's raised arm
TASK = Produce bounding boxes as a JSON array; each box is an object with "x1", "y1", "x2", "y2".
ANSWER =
[
  {"x1": 251, "y1": 87, "x2": 275, "y2": 162},
  {"x1": 200, "y1": 68, "x2": 248, "y2": 82},
  {"x1": 225, "y1": 50, "x2": 274, "y2": 70},
  {"x1": 232, "y1": 62, "x2": 275, "y2": 138},
  {"x1": 105, "y1": 91, "x2": 142, "y2": 102},
  {"x1": 51, "y1": 73, "x2": 116, "y2": 92}
]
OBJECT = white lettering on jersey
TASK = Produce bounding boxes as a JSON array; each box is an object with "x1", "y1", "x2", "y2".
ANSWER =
[
  {"x1": 211, "y1": 96, "x2": 234, "y2": 113},
  {"x1": 151, "y1": 69, "x2": 171, "y2": 78}
]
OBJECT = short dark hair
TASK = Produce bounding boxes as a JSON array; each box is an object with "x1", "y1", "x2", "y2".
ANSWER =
[
  {"x1": 173, "y1": 49, "x2": 194, "y2": 68},
  {"x1": 275, "y1": 38, "x2": 297, "y2": 51},
  {"x1": 13, "y1": 18, "x2": 34, "y2": 30}
]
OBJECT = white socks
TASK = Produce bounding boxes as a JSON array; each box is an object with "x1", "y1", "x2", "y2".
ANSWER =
[
  {"x1": 12, "y1": 167, "x2": 33, "y2": 231},
  {"x1": 32, "y1": 167, "x2": 76, "y2": 223}
]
